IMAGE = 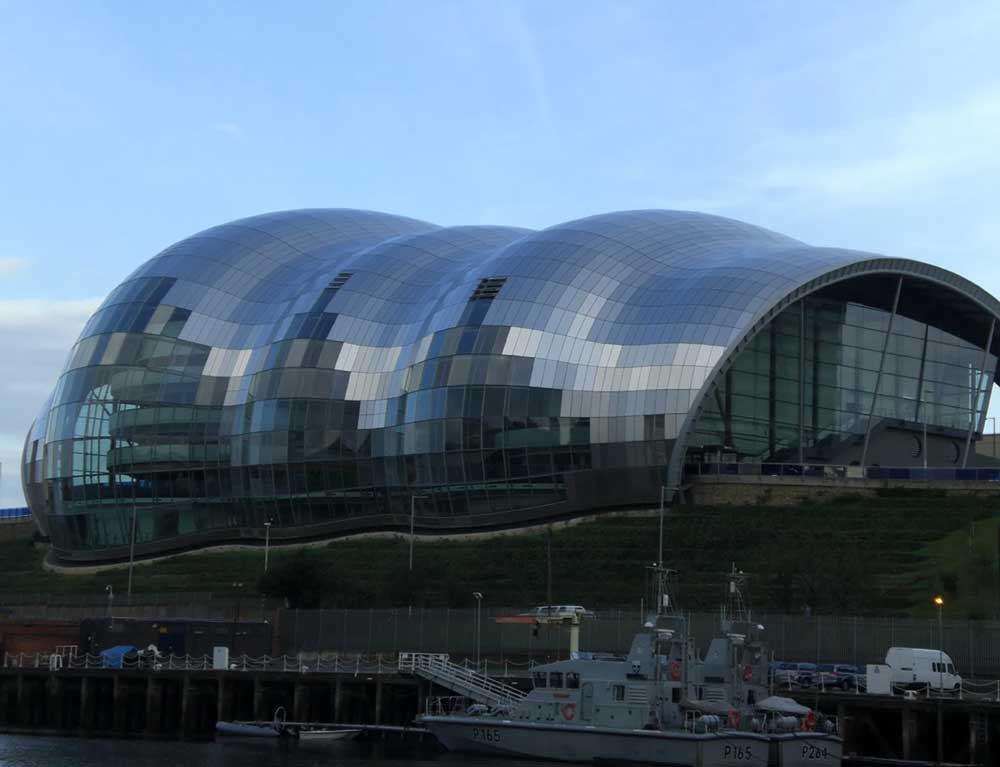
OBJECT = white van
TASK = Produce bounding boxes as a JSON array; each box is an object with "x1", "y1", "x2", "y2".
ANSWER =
[{"x1": 885, "y1": 647, "x2": 962, "y2": 691}]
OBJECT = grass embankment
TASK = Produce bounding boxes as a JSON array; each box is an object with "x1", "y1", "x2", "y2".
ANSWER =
[{"x1": 1, "y1": 491, "x2": 998, "y2": 616}]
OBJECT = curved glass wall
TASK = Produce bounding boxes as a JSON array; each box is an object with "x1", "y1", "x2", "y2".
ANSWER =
[
  {"x1": 687, "y1": 280, "x2": 997, "y2": 466},
  {"x1": 21, "y1": 209, "x2": 1000, "y2": 563}
]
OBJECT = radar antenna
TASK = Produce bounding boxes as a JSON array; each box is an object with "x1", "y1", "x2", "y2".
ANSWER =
[{"x1": 722, "y1": 563, "x2": 752, "y2": 632}]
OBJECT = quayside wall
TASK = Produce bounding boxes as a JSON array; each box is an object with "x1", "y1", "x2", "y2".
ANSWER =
[
  {"x1": 0, "y1": 663, "x2": 997, "y2": 764},
  {"x1": 7, "y1": 608, "x2": 1000, "y2": 677}
]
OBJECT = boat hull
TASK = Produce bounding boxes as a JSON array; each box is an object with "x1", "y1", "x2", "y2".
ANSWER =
[
  {"x1": 299, "y1": 728, "x2": 362, "y2": 742},
  {"x1": 420, "y1": 715, "x2": 770, "y2": 766},
  {"x1": 773, "y1": 733, "x2": 843, "y2": 767},
  {"x1": 215, "y1": 721, "x2": 280, "y2": 737}
]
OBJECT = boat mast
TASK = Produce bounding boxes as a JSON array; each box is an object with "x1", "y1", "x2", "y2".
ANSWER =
[
  {"x1": 650, "y1": 485, "x2": 678, "y2": 622},
  {"x1": 722, "y1": 563, "x2": 751, "y2": 633}
]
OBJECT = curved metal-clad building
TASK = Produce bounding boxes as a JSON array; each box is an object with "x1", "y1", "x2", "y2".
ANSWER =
[{"x1": 21, "y1": 209, "x2": 1000, "y2": 563}]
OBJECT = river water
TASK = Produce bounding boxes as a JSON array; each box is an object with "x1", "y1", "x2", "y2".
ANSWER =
[{"x1": 0, "y1": 736, "x2": 555, "y2": 767}]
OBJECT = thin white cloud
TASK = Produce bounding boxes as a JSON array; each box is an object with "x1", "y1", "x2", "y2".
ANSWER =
[
  {"x1": 496, "y1": 3, "x2": 554, "y2": 138},
  {"x1": 0, "y1": 297, "x2": 102, "y2": 336},
  {"x1": 756, "y1": 89, "x2": 1000, "y2": 205},
  {"x1": 0, "y1": 296, "x2": 100, "y2": 507},
  {"x1": 212, "y1": 122, "x2": 244, "y2": 139},
  {"x1": 0, "y1": 257, "x2": 30, "y2": 277}
]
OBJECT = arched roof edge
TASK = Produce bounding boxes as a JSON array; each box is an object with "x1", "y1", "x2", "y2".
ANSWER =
[{"x1": 665, "y1": 256, "x2": 1000, "y2": 492}]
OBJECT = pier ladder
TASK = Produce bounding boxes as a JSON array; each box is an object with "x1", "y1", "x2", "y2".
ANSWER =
[{"x1": 398, "y1": 653, "x2": 526, "y2": 708}]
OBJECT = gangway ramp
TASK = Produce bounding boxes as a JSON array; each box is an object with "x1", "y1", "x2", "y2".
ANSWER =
[{"x1": 398, "y1": 653, "x2": 526, "y2": 708}]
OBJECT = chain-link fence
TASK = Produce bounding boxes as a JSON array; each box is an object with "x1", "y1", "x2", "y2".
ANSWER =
[
  {"x1": 4, "y1": 599, "x2": 1000, "y2": 678},
  {"x1": 275, "y1": 608, "x2": 1000, "y2": 678}
]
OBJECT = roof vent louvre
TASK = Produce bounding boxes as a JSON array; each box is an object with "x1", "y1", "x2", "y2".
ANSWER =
[
  {"x1": 328, "y1": 271, "x2": 353, "y2": 291},
  {"x1": 469, "y1": 276, "x2": 507, "y2": 301}
]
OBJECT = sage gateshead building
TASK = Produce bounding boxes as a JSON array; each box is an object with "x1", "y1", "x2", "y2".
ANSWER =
[{"x1": 21, "y1": 209, "x2": 1000, "y2": 564}]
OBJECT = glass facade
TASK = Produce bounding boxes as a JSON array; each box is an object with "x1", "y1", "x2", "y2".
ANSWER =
[
  {"x1": 687, "y1": 285, "x2": 997, "y2": 465},
  {"x1": 20, "y1": 209, "x2": 1000, "y2": 563}
]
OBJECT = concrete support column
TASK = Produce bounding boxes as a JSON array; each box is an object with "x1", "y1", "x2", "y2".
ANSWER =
[
  {"x1": 293, "y1": 683, "x2": 308, "y2": 723},
  {"x1": 253, "y1": 678, "x2": 266, "y2": 722},
  {"x1": 145, "y1": 678, "x2": 161, "y2": 735},
  {"x1": 14, "y1": 673, "x2": 26, "y2": 726},
  {"x1": 47, "y1": 675, "x2": 62, "y2": 729},
  {"x1": 969, "y1": 711, "x2": 987, "y2": 765},
  {"x1": 80, "y1": 676, "x2": 95, "y2": 732},
  {"x1": 180, "y1": 676, "x2": 193, "y2": 738},
  {"x1": 112, "y1": 676, "x2": 128, "y2": 733},
  {"x1": 417, "y1": 680, "x2": 427, "y2": 716},
  {"x1": 936, "y1": 702, "x2": 944, "y2": 765},
  {"x1": 332, "y1": 678, "x2": 343, "y2": 722},
  {"x1": 901, "y1": 705, "x2": 912, "y2": 762},
  {"x1": 217, "y1": 678, "x2": 232, "y2": 724},
  {"x1": 374, "y1": 679, "x2": 383, "y2": 725}
]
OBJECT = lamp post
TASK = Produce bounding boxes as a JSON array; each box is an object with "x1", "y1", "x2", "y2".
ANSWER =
[
  {"x1": 263, "y1": 519, "x2": 273, "y2": 573},
  {"x1": 105, "y1": 584, "x2": 114, "y2": 627},
  {"x1": 933, "y1": 595, "x2": 944, "y2": 692},
  {"x1": 658, "y1": 486, "x2": 665, "y2": 566},
  {"x1": 473, "y1": 591, "x2": 484, "y2": 672},
  {"x1": 127, "y1": 503, "x2": 138, "y2": 605},
  {"x1": 232, "y1": 581, "x2": 244, "y2": 654},
  {"x1": 409, "y1": 494, "x2": 429, "y2": 572},
  {"x1": 989, "y1": 416, "x2": 997, "y2": 458}
]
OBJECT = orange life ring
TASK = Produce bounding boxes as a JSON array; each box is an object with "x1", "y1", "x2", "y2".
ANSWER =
[
  {"x1": 803, "y1": 710, "x2": 817, "y2": 731},
  {"x1": 727, "y1": 709, "x2": 741, "y2": 729},
  {"x1": 669, "y1": 660, "x2": 682, "y2": 681},
  {"x1": 741, "y1": 664, "x2": 753, "y2": 683},
  {"x1": 561, "y1": 703, "x2": 576, "y2": 721}
]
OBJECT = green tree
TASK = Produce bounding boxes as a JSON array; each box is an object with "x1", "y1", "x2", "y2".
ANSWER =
[{"x1": 257, "y1": 551, "x2": 362, "y2": 608}]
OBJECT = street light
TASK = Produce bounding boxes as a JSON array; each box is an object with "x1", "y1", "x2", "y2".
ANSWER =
[
  {"x1": 127, "y1": 503, "x2": 138, "y2": 605},
  {"x1": 409, "y1": 494, "x2": 429, "y2": 572},
  {"x1": 988, "y1": 416, "x2": 997, "y2": 458},
  {"x1": 232, "y1": 581, "x2": 245, "y2": 655},
  {"x1": 933, "y1": 595, "x2": 944, "y2": 692},
  {"x1": 658, "y1": 486, "x2": 666, "y2": 566},
  {"x1": 473, "y1": 591, "x2": 484, "y2": 672},
  {"x1": 105, "y1": 584, "x2": 114, "y2": 625},
  {"x1": 263, "y1": 518, "x2": 273, "y2": 573}
]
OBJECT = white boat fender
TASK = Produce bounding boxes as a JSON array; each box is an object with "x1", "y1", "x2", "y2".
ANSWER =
[
  {"x1": 696, "y1": 714, "x2": 720, "y2": 732},
  {"x1": 773, "y1": 716, "x2": 798, "y2": 732}
]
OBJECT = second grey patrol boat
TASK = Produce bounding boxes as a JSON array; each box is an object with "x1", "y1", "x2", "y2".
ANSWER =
[{"x1": 419, "y1": 567, "x2": 841, "y2": 766}]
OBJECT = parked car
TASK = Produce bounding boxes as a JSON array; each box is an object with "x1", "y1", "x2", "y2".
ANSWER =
[
  {"x1": 885, "y1": 647, "x2": 962, "y2": 691},
  {"x1": 770, "y1": 661, "x2": 818, "y2": 687},
  {"x1": 524, "y1": 605, "x2": 596, "y2": 618},
  {"x1": 816, "y1": 663, "x2": 861, "y2": 690}
]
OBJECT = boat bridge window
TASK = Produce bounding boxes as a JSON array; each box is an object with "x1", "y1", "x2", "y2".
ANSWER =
[
  {"x1": 612, "y1": 684, "x2": 625, "y2": 702},
  {"x1": 549, "y1": 672, "x2": 564, "y2": 688},
  {"x1": 566, "y1": 672, "x2": 580, "y2": 689},
  {"x1": 533, "y1": 672, "x2": 548, "y2": 688}
]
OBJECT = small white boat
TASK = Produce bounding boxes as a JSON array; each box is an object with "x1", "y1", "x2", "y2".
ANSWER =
[
  {"x1": 298, "y1": 728, "x2": 363, "y2": 742},
  {"x1": 216, "y1": 720, "x2": 281, "y2": 738}
]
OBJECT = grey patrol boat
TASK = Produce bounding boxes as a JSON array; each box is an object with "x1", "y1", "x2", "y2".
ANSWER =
[
  {"x1": 696, "y1": 567, "x2": 843, "y2": 767},
  {"x1": 419, "y1": 566, "x2": 842, "y2": 766},
  {"x1": 420, "y1": 566, "x2": 771, "y2": 766}
]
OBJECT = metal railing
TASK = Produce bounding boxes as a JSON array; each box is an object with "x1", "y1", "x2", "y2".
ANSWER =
[
  {"x1": 5, "y1": 650, "x2": 408, "y2": 674},
  {"x1": 399, "y1": 652, "x2": 526, "y2": 706},
  {"x1": 771, "y1": 675, "x2": 1000, "y2": 702},
  {"x1": 425, "y1": 695, "x2": 475, "y2": 715},
  {"x1": 686, "y1": 461, "x2": 1000, "y2": 482}
]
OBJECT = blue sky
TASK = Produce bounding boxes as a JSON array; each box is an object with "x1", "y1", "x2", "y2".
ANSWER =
[{"x1": 0, "y1": 1, "x2": 998, "y2": 504}]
